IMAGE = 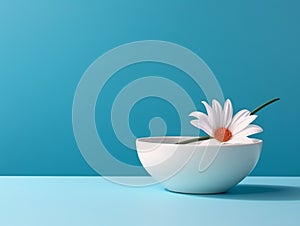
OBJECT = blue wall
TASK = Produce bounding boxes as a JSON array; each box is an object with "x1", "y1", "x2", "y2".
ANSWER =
[{"x1": 0, "y1": 0, "x2": 299, "y2": 175}]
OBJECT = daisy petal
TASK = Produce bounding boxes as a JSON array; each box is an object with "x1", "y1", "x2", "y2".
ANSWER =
[
  {"x1": 202, "y1": 101, "x2": 216, "y2": 130},
  {"x1": 189, "y1": 111, "x2": 212, "y2": 135},
  {"x1": 234, "y1": 124, "x2": 263, "y2": 137},
  {"x1": 190, "y1": 119, "x2": 213, "y2": 137},
  {"x1": 227, "y1": 136, "x2": 253, "y2": 144},
  {"x1": 223, "y1": 99, "x2": 233, "y2": 128},
  {"x1": 212, "y1": 99, "x2": 222, "y2": 127},
  {"x1": 229, "y1": 109, "x2": 250, "y2": 130},
  {"x1": 189, "y1": 111, "x2": 208, "y2": 119},
  {"x1": 231, "y1": 115, "x2": 258, "y2": 135}
]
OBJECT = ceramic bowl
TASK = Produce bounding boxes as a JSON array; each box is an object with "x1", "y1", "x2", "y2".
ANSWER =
[{"x1": 136, "y1": 136, "x2": 262, "y2": 194}]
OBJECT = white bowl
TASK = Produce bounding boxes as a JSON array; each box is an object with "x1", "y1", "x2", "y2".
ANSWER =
[{"x1": 136, "y1": 136, "x2": 262, "y2": 194}]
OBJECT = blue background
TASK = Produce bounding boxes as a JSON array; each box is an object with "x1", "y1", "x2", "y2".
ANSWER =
[{"x1": 0, "y1": 0, "x2": 299, "y2": 176}]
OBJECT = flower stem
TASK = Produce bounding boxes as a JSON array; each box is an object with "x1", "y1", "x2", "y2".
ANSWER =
[
  {"x1": 250, "y1": 98, "x2": 280, "y2": 115},
  {"x1": 176, "y1": 97, "x2": 280, "y2": 145},
  {"x1": 176, "y1": 136, "x2": 211, "y2": 144}
]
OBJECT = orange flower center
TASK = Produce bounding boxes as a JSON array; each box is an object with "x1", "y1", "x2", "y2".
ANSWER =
[{"x1": 214, "y1": 127, "x2": 232, "y2": 142}]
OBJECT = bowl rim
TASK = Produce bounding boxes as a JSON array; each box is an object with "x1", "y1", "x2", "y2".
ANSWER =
[{"x1": 136, "y1": 136, "x2": 262, "y2": 147}]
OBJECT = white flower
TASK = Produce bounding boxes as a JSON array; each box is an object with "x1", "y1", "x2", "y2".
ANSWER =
[{"x1": 189, "y1": 99, "x2": 263, "y2": 143}]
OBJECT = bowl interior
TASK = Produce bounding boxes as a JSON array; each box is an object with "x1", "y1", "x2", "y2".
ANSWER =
[{"x1": 137, "y1": 136, "x2": 262, "y2": 146}]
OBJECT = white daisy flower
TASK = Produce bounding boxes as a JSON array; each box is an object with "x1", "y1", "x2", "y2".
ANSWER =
[{"x1": 189, "y1": 99, "x2": 263, "y2": 143}]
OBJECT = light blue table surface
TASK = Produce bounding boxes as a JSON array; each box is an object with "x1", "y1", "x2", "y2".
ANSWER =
[{"x1": 0, "y1": 176, "x2": 299, "y2": 226}]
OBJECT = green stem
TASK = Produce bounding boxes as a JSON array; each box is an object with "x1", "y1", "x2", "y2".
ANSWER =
[
  {"x1": 176, "y1": 97, "x2": 280, "y2": 145},
  {"x1": 176, "y1": 136, "x2": 211, "y2": 144},
  {"x1": 250, "y1": 98, "x2": 280, "y2": 115}
]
